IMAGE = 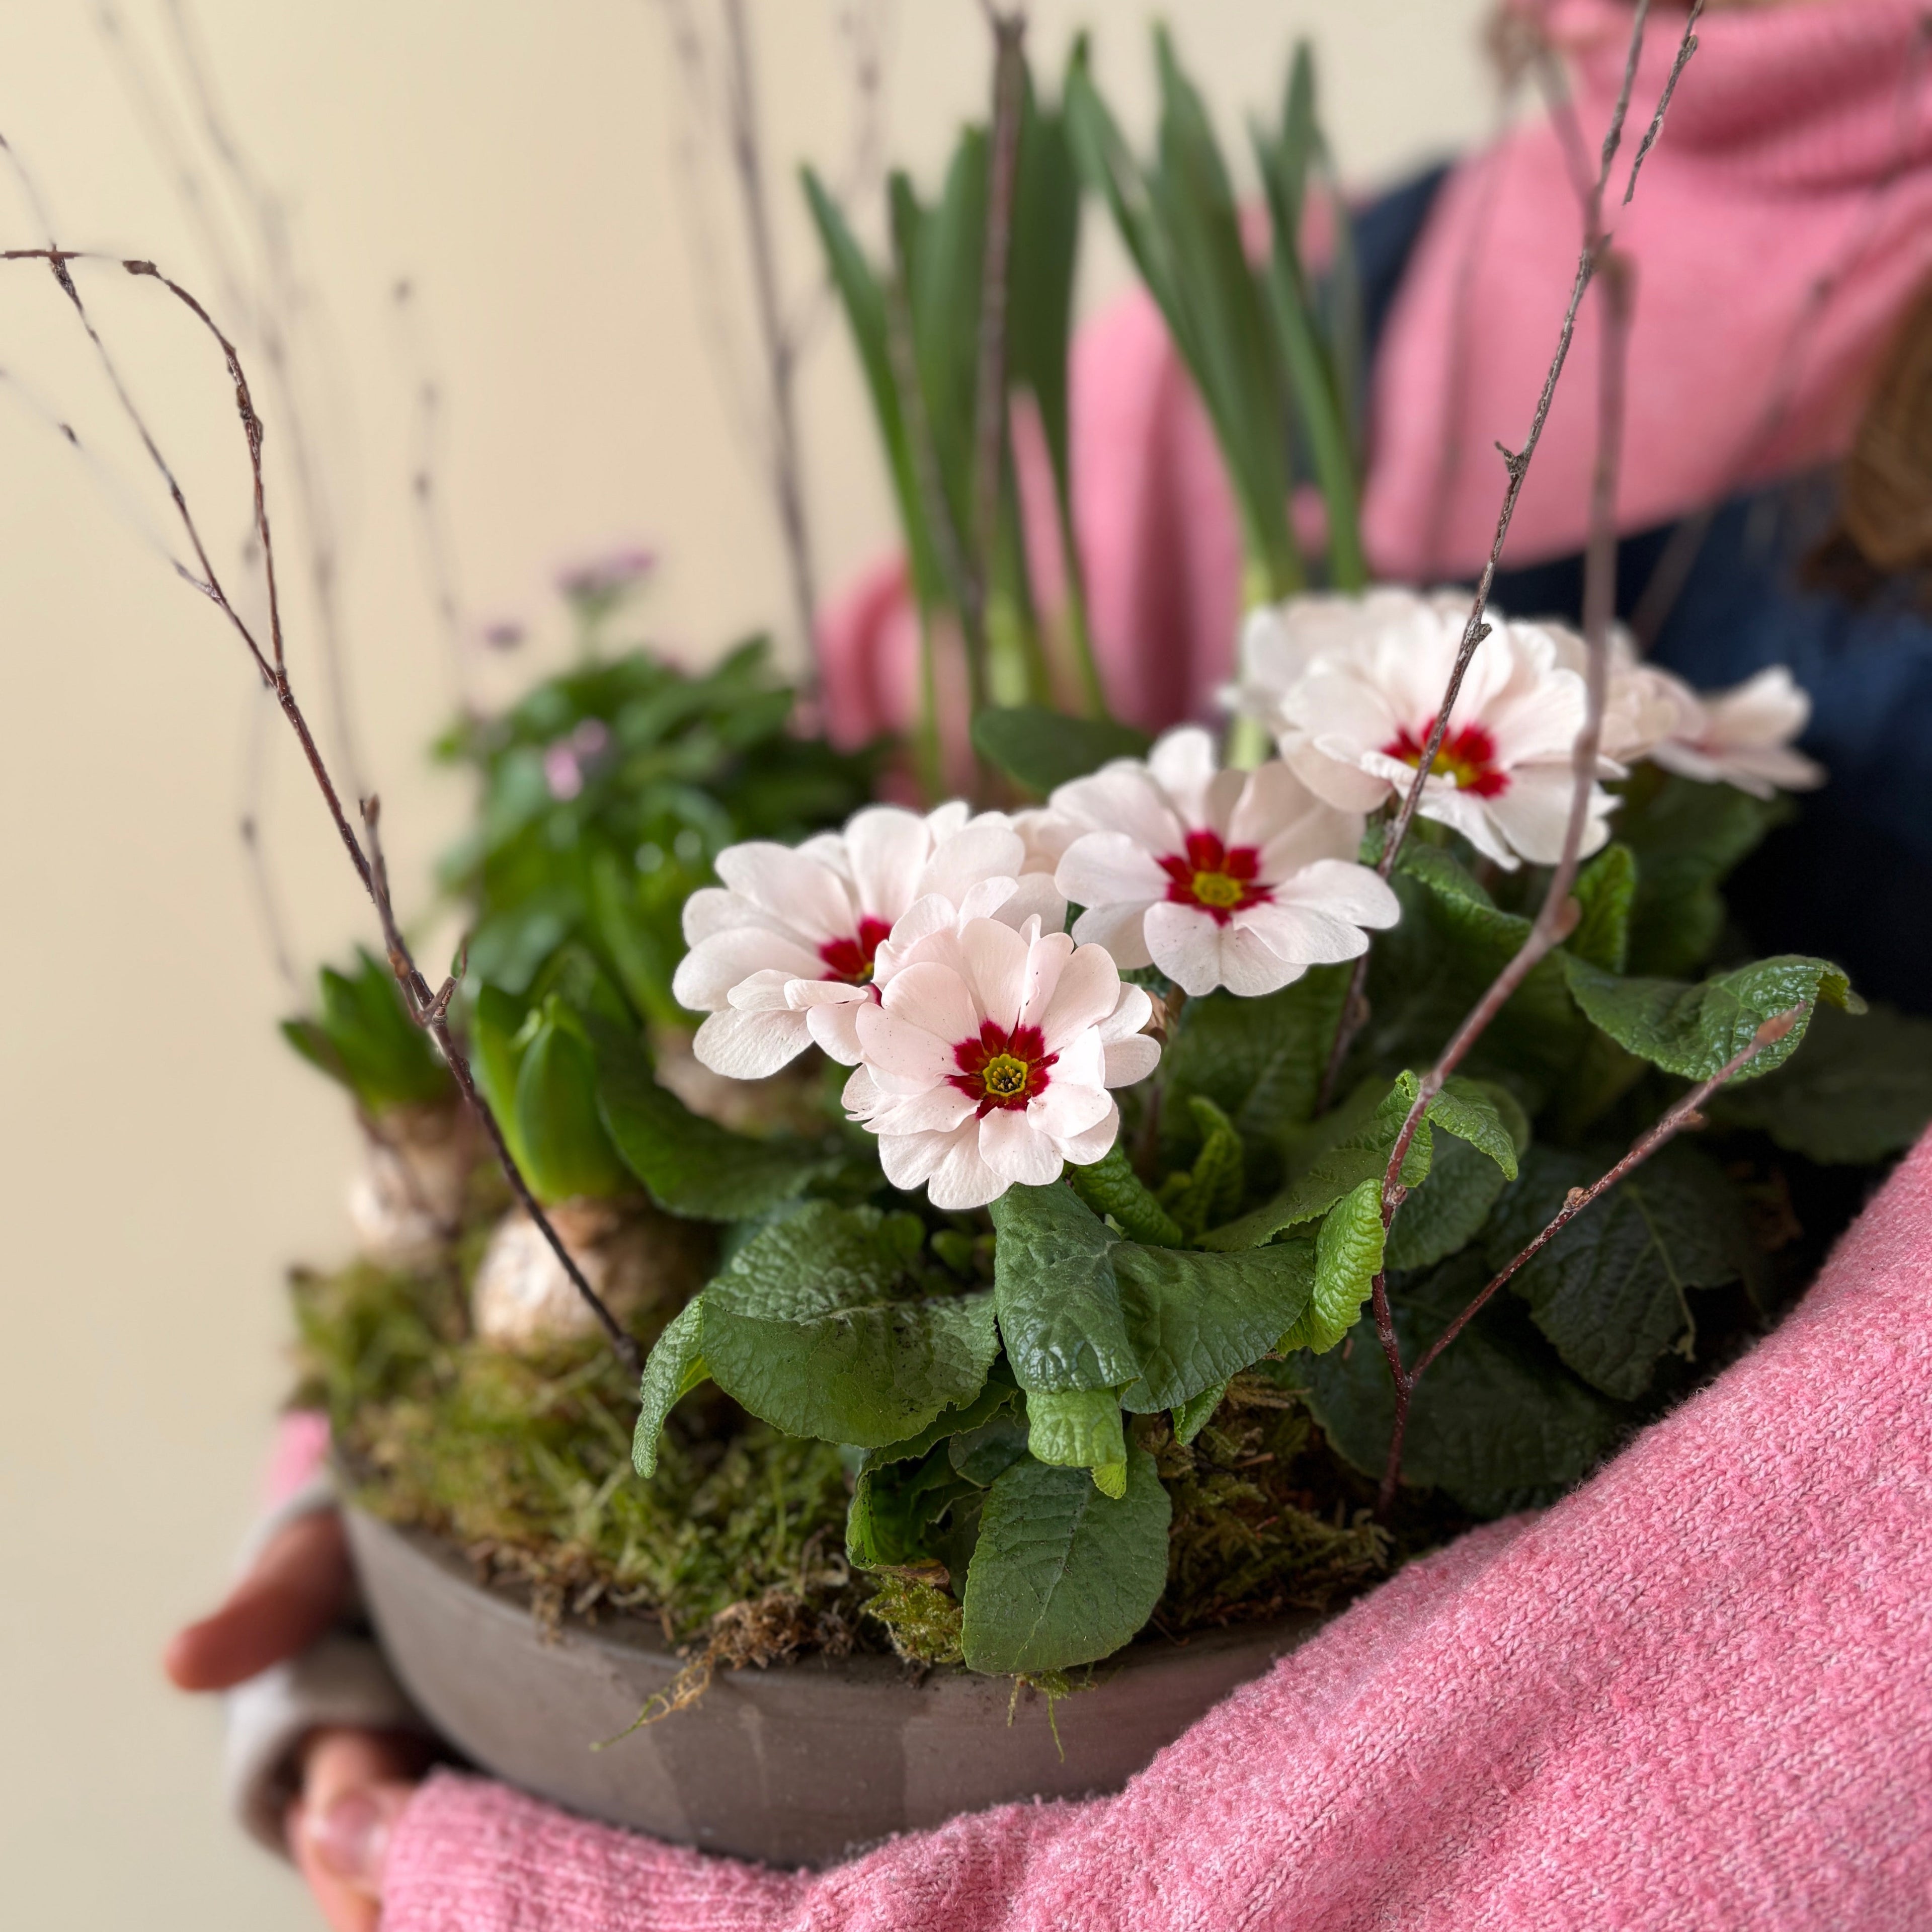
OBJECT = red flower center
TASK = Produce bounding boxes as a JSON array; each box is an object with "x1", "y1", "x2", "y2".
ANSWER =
[
  {"x1": 1381, "y1": 719, "x2": 1509, "y2": 798},
  {"x1": 1158, "y1": 830, "x2": 1271, "y2": 927},
  {"x1": 949, "y1": 1020, "x2": 1056, "y2": 1116},
  {"x1": 819, "y1": 916, "x2": 893, "y2": 986}
]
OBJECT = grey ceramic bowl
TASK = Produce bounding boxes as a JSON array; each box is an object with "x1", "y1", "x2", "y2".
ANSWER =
[{"x1": 346, "y1": 1505, "x2": 1327, "y2": 1868}]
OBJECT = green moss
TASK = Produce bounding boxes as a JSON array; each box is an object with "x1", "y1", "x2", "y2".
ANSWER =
[{"x1": 862, "y1": 1575, "x2": 965, "y2": 1665}]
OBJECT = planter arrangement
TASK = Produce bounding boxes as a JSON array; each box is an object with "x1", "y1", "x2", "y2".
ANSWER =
[{"x1": 29, "y1": 9, "x2": 1932, "y2": 1873}]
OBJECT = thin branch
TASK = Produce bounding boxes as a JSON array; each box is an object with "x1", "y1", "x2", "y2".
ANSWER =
[
  {"x1": 970, "y1": 5, "x2": 1027, "y2": 627},
  {"x1": 1373, "y1": 1006, "x2": 1804, "y2": 1509},
  {"x1": 1623, "y1": 1, "x2": 1702, "y2": 207},
  {"x1": 1, "y1": 236, "x2": 641, "y2": 1379}
]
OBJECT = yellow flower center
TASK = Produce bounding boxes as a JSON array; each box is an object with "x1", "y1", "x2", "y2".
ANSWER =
[
  {"x1": 1189, "y1": 869, "x2": 1245, "y2": 909},
  {"x1": 980, "y1": 1053, "x2": 1031, "y2": 1098}
]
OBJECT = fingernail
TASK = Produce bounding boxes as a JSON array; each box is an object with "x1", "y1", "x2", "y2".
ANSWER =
[{"x1": 306, "y1": 1790, "x2": 393, "y2": 1893}]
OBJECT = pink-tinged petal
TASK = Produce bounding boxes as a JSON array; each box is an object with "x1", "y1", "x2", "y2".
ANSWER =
[
  {"x1": 692, "y1": 1007, "x2": 813, "y2": 1078},
  {"x1": 1057, "y1": 1100, "x2": 1121, "y2": 1168},
  {"x1": 843, "y1": 806, "x2": 933, "y2": 923},
  {"x1": 1143, "y1": 900, "x2": 1228, "y2": 996},
  {"x1": 807, "y1": 999, "x2": 867, "y2": 1066},
  {"x1": 856, "y1": 1000, "x2": 962, "y2": 1093},
  {"x1": 1049, "y1": 767, "x2": 1186, "y2": 853},
  {"x1": 841, "y1": 1062, "x2": 881, "y2": 1116},
  {"x1": 787, "y1": 979, "x2": 870, "y2": 1009},
  {"x1": 1226, "y1": 758, "x2": 1314, "y2": 851},
  {"x1": 1097, "y1": 983, "x2": 1155, "y2": 1043},
  {"x1": 957, "y1": 876, "x2": 1020, "y2": 923},
  {"x1": 872, "y1": 893, "x2": 959, "y2": 983},
  {"x1": 1147, "y1": 726, "x2": 1220, "y2": 821},
  {"x1": 1236, "y1": 900, "x2": 1371, "y2": 968},
  {"x1": 979, "y1": 1108, "x2": 1065, "y2": 1187},
  {"x1": 1013, "y1": 929, "x2": 1074, "y2": 1035},
  {"x1": 713, "y1": 842, "x2": 855, "y2": 940},
  {"x1": 1056, "y1": 832, "x2": 1170, "y2": 911},
  {"x1": 673, "y1": 929, "x2": 824, "y2": 1011},
  {"x1": 1068, "y1": 899, "x2": 1156, "y2": 970},
  {"x1": 796, "y1": 831, "x2": 850, "y2": 874},
  {"x1": 1048, "y1": 1026, "x2": 1106, "y2": 1093},
  {"x1": 926, "y1": 1131, "x2": 1010, "y2": 1211},
  {"x1": 1030, "y1": 1074, "x2": 1113, "y2": 1144},
  {"x1": 726, "y1": 968, "x2": 801, "y2": 1011},
  {"x1": 877, "y1": 961, "x2": 981, "y2": 1052},
  {"x1": 1484, "y1": 769, "x2": 1607, "y2": 866},
  {"x1": 916, "y1": 821, "x2": 1026, "y2": 908},
  {"x1": 681, "y1": 886, "x2": 753, "y2": 945},
  {"x1": 1011, "y1": 807, "x2": 1081, "y2": 874},
  {"x1": 925, "y1": 800, "x2": 974, "y2": 841},
  {"x1": 1103, "y1": 1032, "x2": 1162, "y2": 1087},
  {"x1": 1197, "y1": 767, "x2": 1246, "y2": 840},
  {"x1": 878, "y1": 1125, "x2": 962, "y2": 1191},
  {"x1": 870, "y1": 1083, "x2": 979, "y2": 1136},
  {"x1": 1285, "y1": 662, "x2": 1400, "y2": 758},
  {"x1": 1271, "y1": 859, "x2": 1402, "y2": 930},
  {"x1": 958, "y1": 917, "x2": 1032, "y2": 1032},
  {"x1": 996, "y1": 872, "x2": 1068, "y2": 934},
  {"x1": 1412, "y1": 781, "x2": 1520, "y2": 869},
  {"x1": 1216, "y1": 922, "x2": 1307, "y2": 997},
  {"x1": 1284, "y1": 738, "x2": 1392, "y2": 813},
  {"x1": 1034, "y1": 942, "x2": 1121, "y2": 1049}
]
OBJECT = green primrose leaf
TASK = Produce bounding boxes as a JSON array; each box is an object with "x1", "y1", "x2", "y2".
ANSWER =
[
  {"x1": 847, "y1": 1444, "x2": 979, "y2": 1573},
  {"x1": 1568, "y1": 843, "x2": 1637, "y2": 975},
  {"x1": 1025, "y1": 1387, "x2": 1129, "y2": 1493},
  {"x1": 632, "y1": 1298, "x2": 709, "y2": 1479},
  {"x1": 1484, "y1": 1143, "x2": 1754, "y2": 1401},
  {"x1": 1158, "y1": 1096, "x2": 1245, "y2": 1238},
  {"x1": 960, "y1": 1445, "x2": 1172, "y2": 1673},
  {"x1": 701, "y1": 1204, "x2": 998, "y2": 1447},
  {"x1": 1171, "y1": 1380, "x2": 1226, "y2": 1443},
  {"x1": 1384, "y1": 1129, "x2": 1510, "y2": 1273},
  {"x1": 1068, "y1": 1143, "x2": 1184, "y2": 1246},
  {"x1": 1707, "y1": 998, "x2": 1932, "y2": 1165},
  {"x1": 948, "y1": 1412, "x2": 1032, "y2": 1487},
  {"x1": 589, "y1": 1017, "x2": 852, "y2": 1219},
  {"x1": 861, "y1": 1376, "x2": 1020, "y2": 1473},
  {"x1": 1424, "y1": 1077, "x2": 1525, "y2": 1181},
  {"x1": 970, "y1": 704, "x2": 1152, "y2": 794},
  {"x1": 1277, "y1": 1176, "x2": 1382, "y2": 1354},
  {"x1": 514, "y1": 1000, "x2": 633, "y2": 1204},
  {"x1": 1561, "y1": 953, "x2": 1858, "y2": 1086}
]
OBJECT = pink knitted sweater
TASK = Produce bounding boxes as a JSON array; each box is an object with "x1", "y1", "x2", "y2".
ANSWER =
[{"x1": 381, "y1": 1128, "x2": 1932, "y2": 1930}]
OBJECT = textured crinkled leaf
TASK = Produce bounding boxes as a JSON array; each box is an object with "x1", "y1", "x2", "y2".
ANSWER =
[
  {"x1": 847, "y1": 1444, "x2": 977, "y2": 1572},
  {"x1": 632, "y1": 1297, "x2": 709, "y2": 1478},
  {"x1": 990, "y1": 1184, "x2": 1137, "y2": 1392},
  {"x1": 1301, "y1": 1256, "x2": 1629, "y2": 1517},
  {"x1": 1277, "y1": 1179, "x2": 1382, "y2": 1354},
  {"x1": 960, "y1": 1446, "x2": 1172, "y2": 1673},
  {"x1": 592, "y1": 1016, "x2": 851, "y2": 1218},
  {"x1": 1561, "y1": 953, "x2": 1856, "y2": 1086},
  {"x1": 1025, "y1": 1387, "x2": 1129, "y2": 1481},
  {"x1": 1385, "y1": 1130, "x2": 1509, "y2": 1273},
  {"x1": 1485, "y1": 1143, "x2": 1750, "y2": 1401},
  {"x1": 971, "y1": 704, "x2": 1152, "y2": 794},
  {"x1": 1425, "y1": 1077, "x2": 1524, "y2": 1181},
  {"x1": 1171, "y1": 1380, "x2": 1226, "y2": 1443},
  {"x1": 862, "y1": 1376, "x2": 1019, "y2": 1473},
  {"x1": 948, "y1": 1412, "x2": 1032, "y2": 1487},
  {"x1": 1707, "y1": 999, "x2": 1932, "y2": 1165},
  {"x1": 1158, "y1": 968, "x2": 1351, "y2": 1186},
  {"x1": 1567, "y1": 843, "x2": 1636, "y2": 975},
  {"x1": 704, "y1": 1204, "x2": 997, "y2": 1446},
  {"x1": 1159, "y1": 1096, "x2": 1245, "y2": 1238},
  {"x1": 1069, "y1": 1143, "x2": 1184, "y2": 1246}
]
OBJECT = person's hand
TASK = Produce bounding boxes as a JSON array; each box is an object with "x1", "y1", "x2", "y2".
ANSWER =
[{"x1": 166, "y1": 1509, "x2": 427, "y2": 1931}]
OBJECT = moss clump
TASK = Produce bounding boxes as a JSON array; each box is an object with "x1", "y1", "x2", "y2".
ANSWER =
[
  {"x1": 291, "y1": 1257, "x2": 862, "y2": 1644},
  {"x1": 862, "y1": 1574, "x2": 965, "y2": 1666}
]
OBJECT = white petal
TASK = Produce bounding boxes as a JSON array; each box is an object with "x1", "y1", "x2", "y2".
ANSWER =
[
  {"x1": 843, "y1": 807, "x2": 934, "y2": 923},
  {"x1": 994, "y1": 871, "x2": 1068, "y2": 935},
  {"x1": 1483, "y1": 769, "x2": 1605, "y2": 866},
  {"x1": 681, "y1": 886, "x2": 751, "y2": 945},
  {"x1": 1031, "y1": 1076, "x2": 1114, "y2": 1146},
  {"x1": 1056, "y1": 832, "x2": 1171, "y2": 911},
  {"x1": 1217, "y1": 922, "x2": 1308, "y2": 996},
  {"x1": 1068, "y1": 899, "x2": 1157, "y2": 970},
  {"x1": 879, "y1": 1125, "x2": 963, "y2": 1191},
  {"x1": 1049, "y1": 767, "x2": 1185, "y2": 854},
  {"x1": 672, "y1": 928, "x2": 824, "y2": 1012},
  {"x1": 807, "y1": 998, "x2": 867, "y2": 1066},
  {"x1": 713, "y1": 842, "x2": 855, "y2": 941},
  {"x1": 979, "y1": 1108, "x2": 1065, "y2": 1187},
  {"x1": 1058, "y1": 1100, "x2": 1122, "y2": 1168},
  {"x1": 1272, "y1": 858, "x2": 1402, "y2": 931},
  {"x1": 842, "y1": 1062, "x2": 881, "y2": 1117},
  {"x1": 1143, "y1": 901, "x2": 1229, "y2": 997},
  {"x1": 1236, "y1": 900, "x2": 1370, "y2": 967},
  {"x1": 1034, "y1": 943, "x2": 1121, "y2": 1050},
  {"x1": 1103, "y1": 1032, "x2": 1162, "y2": 1087},
  {"x1": 958, "y1": 917, "x2": 1032, "y2": 1032},
  {"x1": 727, "y1": 968, "x2": 803, "y2": 1011},
  {"x1": 924, "y1": 800, "x2": 973, "y2": 842},
  {"x1": 1097, "y1": 984, "x2": 1155, "y2": 1043},
  {"x1": 926, "y1": 1131, "x2": 1010, "y2": 1211},
  {"x1": 916, "y1": 821, "x2": 1026, "y2": 908},
  {"x1": 1283, "y1": 738, "x2": 1393, "y2": 813},
  {"x1": 871, "y1": 1084, "x2": 979, "y2": 1135},
  {"x1": 856, "y1": 1000, "x2": 964, "y2": 1093},
  {"x1": 691, "y1": 1007, "x2": 813, "y2": 1078},
  {"x1": 1049, "y1": 1026, "x2": 1107, "y2": 1093},
  {"x1": 1147, "y1": 726, "x2": 1220, "y2": 822},
  {"x1": 877, "y1": 961, "x2": 981, "y2": 1052}
]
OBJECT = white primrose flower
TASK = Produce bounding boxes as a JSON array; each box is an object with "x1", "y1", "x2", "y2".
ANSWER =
[
  {"x1": 1244, "y1": 589, "x2": 1617, "y2": 870},
  {"x1": 672, "y1": 803, "x2": 1064, "y2": 1079},
  {"x1": 1042, "y1": 726, "x2": 1400, "y2": 999},
  {"x1": 841, "y1": 912, "x2": 1159, "y2": 1211},
  {"x1": 1644, "y1": 665, "x2": 1825, "y2": 799}
]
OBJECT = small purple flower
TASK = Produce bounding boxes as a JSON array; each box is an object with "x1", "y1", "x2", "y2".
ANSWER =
[
  {"x1": 542, "y1": 718, "x2": 612, "y2": 801},
  {"x1": 480, "y1": 618, "x2": 526, "y2": 652},
  {"x1": 556, "y1": 544, "x2": 658, "y2": 609}
]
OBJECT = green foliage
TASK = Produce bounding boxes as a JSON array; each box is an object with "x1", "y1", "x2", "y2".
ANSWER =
[
  {"x1": 1485, "y1": 1144, "x2": 1754, "y2": 1401},
  {"x1": 959, "y1": 1446, "x2": 1172, "y2": 1673},
  {"x1": 1567, "y1": 844, "x2": 1637, "y2": 975},
  {"x1": 1708, "y1": 998, "x2": 1932, "y2": 1164},
  {"x1": 1068, "y1": 1144, "x2": 1184, "y2": 1246},
  {"x1": 437, "y1": 639, "x2": 874, "y2": 1021},
  {"x1": 1384, "y1": 1131, "x2": 1510, "y2": 1273},
  {"x1": 1158, "y1": 1096, "x2": 1246, "y2": 1239},
  {"x1": 1025, "y1": 1387, "x2": 1129, "y2": 1493},
  {"x1": 631, "y1": 1298, "x2": 708, "y2": 1479},
  {"x1": 1561, "y1": 953, "x2": 1857, "y2": 1086},
  {"x1": 281, "y1": 947, "x2": 453, "y2": 1116},
  {"x1": 590, "y1": 1017, "x2": 858, "y2": 1219},
  {"x1": 970, "y1": 705, "x2": 1149, "y2": 793},
  {"x1": 1278, "y1": 1177, "x2": 1382, "y2": 1354},
  {"x1": 696, "y1": 1204, "x2": 1000, "y2": 1448},
  {"x1": 990, "y1": 1183, "x2": 1317, "y2": 1410}
]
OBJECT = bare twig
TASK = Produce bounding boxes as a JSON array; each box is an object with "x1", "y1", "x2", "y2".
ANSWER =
[
  {"x1": 970, "y1": 5, "x2": 1027, "y2": 625},
  {"x1": 1374, "y1": 1007, "x2": 1803, "y2": 1513},
  {"x1": 1623, "y1": 0, "x2": 1701, "y2": 207},
  {"x1": 1, "y1": 237, "x2": 641, "y2": 1379}
]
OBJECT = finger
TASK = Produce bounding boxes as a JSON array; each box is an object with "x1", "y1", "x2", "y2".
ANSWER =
[
  {"x1": 165, "y1": 1509, "x2": 354, "y2": 1691},
  {"x1": 288, "y1": 1728, "x2": 424, "y2": 1932}
]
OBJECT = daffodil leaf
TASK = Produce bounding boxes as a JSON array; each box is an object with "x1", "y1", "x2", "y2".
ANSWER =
[
  {"x1": 1707, "y1": 998, "x2": 1932, "y2": 1165},
  {"x1": 1560, "y1": 953, "x2": 1858, "y2": 1086},
  {"x1": 960, "y1": 1445, "x2": 1172, "y2": 1673},
  {"x1": 970, "y1": 704, "x2": 1152, "y2": 794},
  {"x1": 632, "y1": 1298, "x2": 709, "y2": 1479},
  {"x1": 702, "y1": 1203, "x2": 998, "y2": 1447}
]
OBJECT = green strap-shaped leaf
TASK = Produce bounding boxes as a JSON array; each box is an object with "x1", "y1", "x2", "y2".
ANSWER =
[
  {"x1": 1068, "y1": 1143, "x2": 1185, "y2": 1247},
  {"x1": 960, "y1": 1446, "x2": 1172, "y2": 1673},
  {"x1": 971, "y1": 705, "x2": 1151, "y2": 795},
  {"x1": 632, "y1": 1298, "x2": 709, "y2": 1479},
  {"x1": 1277, "y1": 1177, "x2": 1382, "y2": 1355},
  {"x1": 514, "y1": 1000, "x2": 632, "y2": 1204},
  {"x1": 702, "y1": 1204, "x2": 999, "y2": 1447},
  {"x1": 1561, "y1": 953, "x2": 1858, "y2": 1086},
  {"x1": 1025, "y1": 1388, "x2": 1129, "y2": 1495}
]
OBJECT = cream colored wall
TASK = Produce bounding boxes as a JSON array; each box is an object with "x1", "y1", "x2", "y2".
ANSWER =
[{"x1": 0, "y1": 4, "x2": 1494, "y2": 1923}]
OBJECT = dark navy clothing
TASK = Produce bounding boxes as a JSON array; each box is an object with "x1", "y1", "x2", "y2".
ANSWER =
[{"x1": 1354, "y1": 170, "x2": 1932, "y2": 1011}]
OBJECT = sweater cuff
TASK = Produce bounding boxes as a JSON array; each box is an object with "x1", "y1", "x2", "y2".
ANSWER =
[{"x1": 381, "y1": 1770, "x2": 809, "y2": 1932}]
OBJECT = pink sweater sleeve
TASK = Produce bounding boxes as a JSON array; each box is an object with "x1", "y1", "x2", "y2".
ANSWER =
[{"x1": 382, "y1": 1129, "x2": 1932, "y2": 1931}]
